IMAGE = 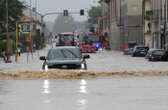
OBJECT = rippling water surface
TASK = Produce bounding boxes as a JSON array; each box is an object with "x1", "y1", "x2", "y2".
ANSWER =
[{"x1": 0, "y1": 76, "x2": 168, "y2": 110}]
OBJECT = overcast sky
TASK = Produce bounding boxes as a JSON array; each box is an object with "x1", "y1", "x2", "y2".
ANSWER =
[{"x1": 20, "y1": 0, "x2": 99, "y2": 22}]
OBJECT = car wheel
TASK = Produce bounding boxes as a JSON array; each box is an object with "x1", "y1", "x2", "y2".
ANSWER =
[
  {"x1": 42, "y1": 65, "x2": 45, "y2": 70},
  {"x1": 84, "y1": 63, "x2": 87, "y2": 70},
  {"x1": 132, "y1": 54, "x2": 135, "y2": 57},
  {"x1": 81, "y1": 63, "x2": 87, "y2": 70},
  {"x1": 42, "y1": 63, "x2": 48, "y2": 70},
  {"x1": 148, "y1": 58, "x2": 151, "y2": 61}
]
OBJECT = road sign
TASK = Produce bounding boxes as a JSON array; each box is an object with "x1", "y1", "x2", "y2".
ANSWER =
[
  {"x1": 124, "y1": 29, "x2": 129, "y2": 34},
  {"x1": 72, "y1": 24, "x2": 77, "y2": 32},
  {"x1": 93, "y1": 24, "x2": 98, "y2": 29},
  {"x1": 25, "y1": 34, "x2": 31, "y2": 42},
  {"x1": 22, "y1": 23, "x2": 30, "y2": 32}
]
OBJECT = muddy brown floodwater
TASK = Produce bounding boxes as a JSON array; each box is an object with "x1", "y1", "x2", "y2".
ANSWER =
[{"x1": 1, "y1": 70, "x2": 168, "y2": 79}]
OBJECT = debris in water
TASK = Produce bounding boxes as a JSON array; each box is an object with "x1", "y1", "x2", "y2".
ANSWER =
[{"x1": 0, "y1": 70, "x2": 168, "y2": 79}]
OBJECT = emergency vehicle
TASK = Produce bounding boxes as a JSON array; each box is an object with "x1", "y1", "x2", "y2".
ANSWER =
[{"x1": 56, "y1": 32, "x2": 77, "y2": 46}]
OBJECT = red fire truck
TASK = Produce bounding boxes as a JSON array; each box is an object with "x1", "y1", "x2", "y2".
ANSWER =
[
  {"x1": 79, "y1": 33, "x2": 102, "y2": 53},
  {"x1": 79, "y1": 33, "x2": 110, "y2": 53},
  {"x1": 56, "y1": 32, "x2": 77, "y2": 46}
]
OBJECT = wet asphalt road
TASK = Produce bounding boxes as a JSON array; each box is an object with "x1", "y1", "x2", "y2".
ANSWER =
[{"x1": 0, "y1": 76, "x2": 168, "y2": 110}]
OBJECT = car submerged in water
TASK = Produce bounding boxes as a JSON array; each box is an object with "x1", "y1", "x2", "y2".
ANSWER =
[
  {"x1": 40, "y1": 46, "x2": 90, "y2": 70},
  {"x1": 145, "y1": 49, "x2": 168, "y2": 61},
  {"x1": 132, "y1": 45, "x2": 149, "y2": 57}
]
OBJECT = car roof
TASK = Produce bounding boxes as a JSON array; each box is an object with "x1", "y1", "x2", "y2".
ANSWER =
[
  {"x1": 135, "y1": 45, "x2": 148, "y2": 47},
  {"x1": 149, "y1": 48, "x2": 165, "y2": 51},
  {"x1": 59, "y1": 32, "x2": 74, "y2": 35},
  {"x1": 87, "y1": 33, "x2": 101, "y2": 36},
  {"x1": 51, "y1": 46, "x2": 79, "y2": 50}
]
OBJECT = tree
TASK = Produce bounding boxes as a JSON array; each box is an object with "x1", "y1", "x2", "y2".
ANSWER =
[
  {"x1": 53, "y1": 14, "x2": 75, "y2": 33},
  {"x1": 87, "y1": 6, "x2": 102, "y2": 28},
  {"x1": 0, "y1": 0, "x2": 25, "y2": 33}
]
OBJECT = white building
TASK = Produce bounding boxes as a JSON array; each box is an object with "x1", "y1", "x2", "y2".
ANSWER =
[{"x1": 21, "y1": 7, "x2": 43, "y2": 34}]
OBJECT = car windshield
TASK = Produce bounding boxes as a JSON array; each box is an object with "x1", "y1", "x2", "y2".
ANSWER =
[
  {"x1": 47, "y1": 48, "x2": 82, "y2": 60},
  {"x1": 87, "y1": 36, "x2": 100, "y2": 42},
  {"x1": 137, "y1": 47, "x2": 149, "y2": 50},
  {"x1": 61, "y1": 35, "x2": 74, "y2": 41},
  {"x1": 153, "y1": 50, "x2": 165, "y2": 56}
]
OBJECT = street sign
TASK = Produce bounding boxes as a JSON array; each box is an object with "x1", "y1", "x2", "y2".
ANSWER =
[
  {"x1": 25, "y1": 34, "x2": 31, "y2": 42},
  {"x1": 124, "y1": 29, "x2": 129, "y2": 34},
  {"x1": 93, "y1": 24, "x2": 98, "y2": 29},
  {"x1": 22, "y1": 23, "x2": 30, "y2": 32},
  {"x1": 72, "y1": 24, "x2": 77, "y2": 32}
]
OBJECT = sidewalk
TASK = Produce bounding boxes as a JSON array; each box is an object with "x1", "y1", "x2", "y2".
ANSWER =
[{"x1": 0, "y1": 45, "x2": 51, "y2": 72}]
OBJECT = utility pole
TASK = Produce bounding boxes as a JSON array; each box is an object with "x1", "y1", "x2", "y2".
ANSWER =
[
  {"x1": 28, "y1": 0, "x2": 33, "y2": 62},
  {"x1": 5, "y1": 0, "x2": 11, "y2": 63}
]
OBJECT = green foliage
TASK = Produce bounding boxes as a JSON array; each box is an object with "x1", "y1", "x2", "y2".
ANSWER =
[
  {"x1": 0, "y1": 0, "x2": 25, "y2": 33},
  {"x1": 0, "y1": 39, "x2": 15, "y2": 55},
  {"x1": 53, "y1": 14, "x2": 75, "y2": 33},
  {"x1": 87, "y1": 6, "x2": 102, "y2": 28}
]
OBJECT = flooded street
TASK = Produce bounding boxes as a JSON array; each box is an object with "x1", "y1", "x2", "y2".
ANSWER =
[
  {"x1": 1, "y1": 47, "x2": 168, "y2": 73},
  {"x1": 0, "y1": 76, "x2": 168, "y2": 110}
]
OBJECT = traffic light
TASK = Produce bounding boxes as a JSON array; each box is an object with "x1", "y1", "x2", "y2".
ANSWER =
[
  {"x1": 63, "y1": 10, "x2": 68, "y2": 16},
  {"x1": 80, "y1": 9, "x2": 84, "y2": 16}
]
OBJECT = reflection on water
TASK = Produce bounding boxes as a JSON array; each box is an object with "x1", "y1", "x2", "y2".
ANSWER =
[
  {"x1": 79, "y1": 79, "x2": 87, "y2": 94},
  {"x1": 78, "y1": 79, "x2": 88, "y2": 110},
  {"x1": 42, "y1": 79, "x2": 51, "y2": 110},
  {"x1": 0, "y1": 77, "x2": 168, "y2": 110},
  {"x1": 42, "y1": 80, "x2": 50, "y2": 94}
]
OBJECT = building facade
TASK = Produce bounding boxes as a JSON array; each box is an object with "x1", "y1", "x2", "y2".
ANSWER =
[
  {"x1": 99, "y1": 0, "x2": 110, "y2": 34},
  {"x1": 150, "y1": 0, "x2": 168, "y2": 49},
  {"x1": 104, "y1": 0, "x2": 144, "y2": 50},
  {"x1": 21, "y1": 7, "x2": 43, "y2": 34},
  {"x1": 144, "y1": 0, "x2": 152, "y2": 48}
]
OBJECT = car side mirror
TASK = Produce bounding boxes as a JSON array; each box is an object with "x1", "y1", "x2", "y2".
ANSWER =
[
  {"x1": 40, "y1": 56, "x2": 46, "y2": 60},
  {"x1": 83, "y1": 55, "x2": 90, "y2": 59}
]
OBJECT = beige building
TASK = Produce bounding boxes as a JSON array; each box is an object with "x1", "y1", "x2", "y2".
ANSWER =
[
  {"x1": 21, "y1": 7, "x2": 43, "y2": 34},
  {"x1": 144, "y1": 0, "x2": 152, "y2": 48}
]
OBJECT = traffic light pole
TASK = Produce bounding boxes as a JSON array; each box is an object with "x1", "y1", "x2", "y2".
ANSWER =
[{"x1": 15, "y1": 20, "x2": 32, "y2": 62}]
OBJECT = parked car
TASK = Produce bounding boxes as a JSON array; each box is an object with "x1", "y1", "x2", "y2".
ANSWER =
[
  {"x1": 123, "y1": 48, "x2": 134, "y2": 55},
  {"x1": 40, "y1": 46, "x2": 90, "y2": 70},
  {"x1": 132, "y1": 46, "x2": 149, "y2": 57},
  {"x1": 145, "y1": 49, "x2": 157, "y2": 59},
  {"x1": 145, "y1": 49, "x2": 168, "y2": 61},
  {"x1": 123, "y1": 41, "x2": 136, "y2": 55}
]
